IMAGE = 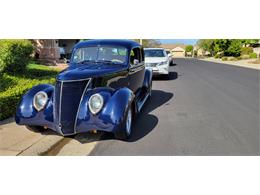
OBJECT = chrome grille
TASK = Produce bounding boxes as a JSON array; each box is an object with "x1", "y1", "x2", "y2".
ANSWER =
[
  {"x1": 55, "y1": 79, "x2": 90, "y2": 135},
  {"x1": 145, "y1": 63, "x2": 158, "y2": 67}
]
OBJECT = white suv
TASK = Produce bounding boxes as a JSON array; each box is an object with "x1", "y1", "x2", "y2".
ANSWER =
[{"x1": 144, "y1": 48, "x2": 170, "y2": 77}]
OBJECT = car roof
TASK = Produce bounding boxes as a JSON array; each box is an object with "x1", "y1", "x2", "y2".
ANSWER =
[{"x1": 74, "y1": 39, "x2": 141, "y2": 49}]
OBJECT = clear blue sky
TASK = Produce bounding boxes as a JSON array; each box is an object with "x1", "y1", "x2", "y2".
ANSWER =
[{"x1": 159, "y1": 39, "x2": 198, "y2": 45}]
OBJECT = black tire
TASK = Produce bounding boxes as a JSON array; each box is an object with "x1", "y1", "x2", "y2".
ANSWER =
[
  {"x1": 114, "y1": 106, "x2": 132, "y2": 140},
  {"x1": 164, "y1": 74, "x2": 170, "y2": 80}
]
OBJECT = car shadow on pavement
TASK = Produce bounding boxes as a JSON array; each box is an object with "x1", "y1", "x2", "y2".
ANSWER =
[
  {"x1": 128, "y1": 89, "x2": 173, "y2": 142},
  {"x1": 94, "y1": 89, "x2": 174, "y2": 143},
  {"x1": 152, "y1": 71, "x2": 178, "y2": 81}
]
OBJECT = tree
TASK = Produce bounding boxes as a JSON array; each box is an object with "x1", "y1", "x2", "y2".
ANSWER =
[
  {"x1": 197, "y1": 39, "x2": 215, "y2": 56},
  {"x1": 185, "y1": 45, "x2": 193, "y2": 52},
  {"x1": 197, "y1": 39, "x2": 255, "y2": 57},
  {"x1": 213, "y1": 39, "x2": 230, "y2": 54},
  {"x1": 226, "y1": 39, "x2": 242, "y2": 57},
  {"x1": 133, "y1": 39, "x2": 161, "y2": 48},
  {"x1": 185, "y1": 45, "x2": 193, "y2": 56},
  {"x1": 240, "y1": 39, "x2": 259, "y2": 47}
]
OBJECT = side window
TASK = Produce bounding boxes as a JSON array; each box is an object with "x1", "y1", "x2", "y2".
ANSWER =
[{"x1": 130, "y1": 47, "x2": 141, "y2": 65}]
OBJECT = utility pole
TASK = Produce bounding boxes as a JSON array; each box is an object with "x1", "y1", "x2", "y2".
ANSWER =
[{"x1": 140, "y1": 39, "x2": 143, "y2": 45}]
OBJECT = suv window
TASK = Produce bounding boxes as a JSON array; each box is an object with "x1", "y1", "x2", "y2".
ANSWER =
[{"x1": 130, "y1": 47, "x2": 141, "y2": 65}]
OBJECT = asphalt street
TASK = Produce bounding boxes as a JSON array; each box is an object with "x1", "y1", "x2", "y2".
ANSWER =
[{"x1": 90, "y1": 58, "x2": 259, "y2": 155}]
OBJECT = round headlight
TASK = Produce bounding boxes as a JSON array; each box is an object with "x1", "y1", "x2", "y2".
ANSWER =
[
  {"x1": 33, "y1": 91, "x2": 48, "y2": 111},
  {"x1": 88, "y1": 93, "x2": 104, "y2": 114}
]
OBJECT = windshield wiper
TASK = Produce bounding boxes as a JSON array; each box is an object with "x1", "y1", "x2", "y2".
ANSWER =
[
  {"x1": 96, "y1": 60, "x2": 122, "y2": 64},
  {"x1": 77, "y1": 60, "x2": 96, "y2": 64}
]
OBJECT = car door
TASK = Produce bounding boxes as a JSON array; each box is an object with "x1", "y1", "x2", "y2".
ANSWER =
[{"x1": 128, "y1": 47, "x2": 145, "y2": 94}]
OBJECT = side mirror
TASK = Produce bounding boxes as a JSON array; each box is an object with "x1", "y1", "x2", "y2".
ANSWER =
[{"x1": 133, "y1": 59, "x2": 139, "y2": 65}]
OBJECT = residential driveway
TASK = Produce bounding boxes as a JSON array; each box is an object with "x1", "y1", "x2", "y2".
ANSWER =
[{"x1": 90, "y1": 58, "x2": 259, "y2": 155}]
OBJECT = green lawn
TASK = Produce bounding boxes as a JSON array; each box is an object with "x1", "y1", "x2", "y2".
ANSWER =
[{"x1": 0, "y1": 63, "x2": 62, "y2": 120}]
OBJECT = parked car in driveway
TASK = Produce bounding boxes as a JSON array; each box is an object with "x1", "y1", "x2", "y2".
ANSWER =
[
  {"x1": 15, "y1": 40, "x2": 153, "y2": 140},
  {"x1": 166, "y1": 49, "x2": 174, "y2": 65},
  {"x1": 144, "y1": 48, "x2": 170, "y2": 77}
]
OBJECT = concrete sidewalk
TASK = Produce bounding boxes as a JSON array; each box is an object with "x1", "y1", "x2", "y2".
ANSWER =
[
  {"x1": 200, "y1": 57, "x2": 260, "y2": 70},
  {"x1": 0, "y1": 118, "x2": 63, "y2": 156}
]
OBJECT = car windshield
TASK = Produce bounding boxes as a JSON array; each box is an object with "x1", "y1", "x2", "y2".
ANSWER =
[
  {"x1": 72, "y1": 46, "x2": 128, "y2": 64},
  {"x1": 144, "y1": 49, "x2": 166, "y2": 57}
]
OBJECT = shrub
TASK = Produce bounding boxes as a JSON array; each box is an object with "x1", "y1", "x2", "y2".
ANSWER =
[
  {"x1": 214, "y1": 52, "x2": 224, "y2": 59},
  {"x1": 222, "y1": 57, "x2": 228, "y2": 61},
  {"x1": 0, "y1": 40, "x2": 33, "y2": 74},
  {"x1": 241, "y1": 47, "x2": 253, "y2": 55},
  {"x1": 241, "y1": 55, "x2": 250, "y2": 59},
  {"x1": 249, "y1": 52, "x2": 257, "y2": 58}
]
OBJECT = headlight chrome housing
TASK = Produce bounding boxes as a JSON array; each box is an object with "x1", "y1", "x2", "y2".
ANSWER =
[
  {"x1": 33, "y1": 91, "x2": 48, "y2": 111},
  {"x1": 88, "y1": 93, "x2": 104, "y2": 115}
]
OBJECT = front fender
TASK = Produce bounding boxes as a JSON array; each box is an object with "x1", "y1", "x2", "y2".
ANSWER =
[
  {"x1": 15, "y1": 84, "x2": 55, "y2": 126},
  {"x1": 75, "y1": 87, "x2": 135, "y2": 133}
]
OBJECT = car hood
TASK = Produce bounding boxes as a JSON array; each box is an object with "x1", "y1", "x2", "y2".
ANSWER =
[
  {"x1": 57, "y1": 63, "x2": 127, "y2": 81},
  {"x1": 145, "y1": 57, "x2": 168, "y2": 63}
]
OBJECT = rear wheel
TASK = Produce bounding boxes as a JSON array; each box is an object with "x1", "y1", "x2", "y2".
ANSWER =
[{"x1": 114, "y1": 106, "x2": 132, "y2": 140}]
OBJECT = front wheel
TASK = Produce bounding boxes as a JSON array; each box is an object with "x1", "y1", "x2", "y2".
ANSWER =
[{"x1": 114, "y1": 106, "x2": 132, "y2": 140}]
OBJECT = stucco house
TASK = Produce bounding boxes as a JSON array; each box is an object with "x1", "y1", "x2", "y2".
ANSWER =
[
  {"x1": 32, "y1": 39, "x2": 80, "y2": 64},
  {"x1": 160, "y1": 44, "x2": 186, "y2": 57}
]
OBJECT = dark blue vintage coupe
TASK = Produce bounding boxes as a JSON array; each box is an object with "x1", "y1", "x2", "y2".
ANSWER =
[{"x1": 15, "y1": 40, "x2": 153, "y2": 140}]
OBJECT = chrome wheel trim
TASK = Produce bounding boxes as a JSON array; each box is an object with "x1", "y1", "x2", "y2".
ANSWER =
[{"x1": 126, "y1": 108, "x2": 132, "y2": 136}]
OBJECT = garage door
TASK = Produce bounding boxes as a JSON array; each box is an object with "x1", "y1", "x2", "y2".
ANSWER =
[{"x1": 172, "y1": 51, "x2": 185, "y2": 57}]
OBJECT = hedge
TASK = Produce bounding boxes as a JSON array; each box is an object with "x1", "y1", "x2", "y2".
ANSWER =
[
  {"x1": 0, "y1": 64, "x2": 60, "y2": 121},
  {"x1": 0, "y1": 76, "x2": 56, "y2": 120},
  {"x1": 0, "y1": 39, "x2": 33, "y2": 74}
]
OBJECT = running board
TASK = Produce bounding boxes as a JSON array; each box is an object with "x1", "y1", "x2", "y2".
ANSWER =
[{"x1": 137, "y1": 93, "x2": 149, "y2": 112}]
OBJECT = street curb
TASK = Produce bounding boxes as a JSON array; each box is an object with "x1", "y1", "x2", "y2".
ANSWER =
[
  {"x1": 18, "y1": 135, "x2": 64, "y2": 156},
  {"x1": 44, "y1": 133, "x2": 103, "y2": 156},
  {"x1": 199, "y1": 58, "x2": 260, "y2": 70}
]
